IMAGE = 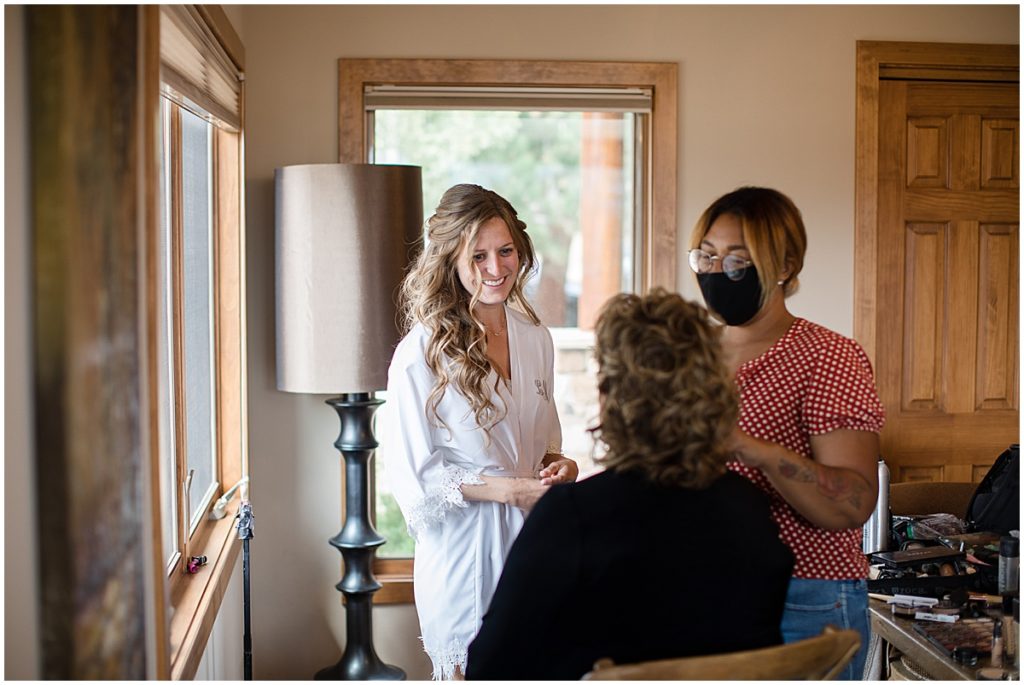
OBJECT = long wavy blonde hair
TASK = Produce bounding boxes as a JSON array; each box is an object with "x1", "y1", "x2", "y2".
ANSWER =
[
  {"x1": 400, "y1": 184, "x2": 540, "y2": 431},
  {"x1": 591, "y1": 289, "x2": 738, "y2": 489}
]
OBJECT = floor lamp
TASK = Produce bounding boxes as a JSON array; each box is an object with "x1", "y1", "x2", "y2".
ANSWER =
[{"x1": 275, "y1": 163, "x2": 422, "y2": 680}]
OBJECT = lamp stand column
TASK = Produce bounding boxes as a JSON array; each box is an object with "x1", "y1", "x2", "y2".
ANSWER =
[{"x1": 315, "y1": 393, "x2": 405, "y2": 680}]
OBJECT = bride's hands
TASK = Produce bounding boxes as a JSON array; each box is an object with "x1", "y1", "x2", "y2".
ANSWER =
[
  {"x1": 462, "y1": 455, "x2": 578, "y2": 511},
  {"x1": 503, "y1": 477, "x2": 549, "y2": 511},
  {"x1": 462, "y1": 475, "x2": 549, "y2": 511},
  {"x1": 539, "y1": 457, "x2": 579, "y2": 485}
]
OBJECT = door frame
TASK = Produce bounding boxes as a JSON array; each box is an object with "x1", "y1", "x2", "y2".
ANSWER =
[{"x1": 853, "y1": 40, "x2": 1018, "y2": 365}]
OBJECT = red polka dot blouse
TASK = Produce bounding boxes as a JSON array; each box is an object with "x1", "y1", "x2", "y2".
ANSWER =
[{"x1": 728, "y1": 318, "x2": 886, "y2": 580}]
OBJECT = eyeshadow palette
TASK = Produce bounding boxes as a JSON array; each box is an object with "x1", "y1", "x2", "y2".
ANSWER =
[
  {"x1": 872, "y1": 547, "x2": 965, "y2": 568},
  {"x1": 912, "y1": 617, "x2": 995, "y2": 657}
]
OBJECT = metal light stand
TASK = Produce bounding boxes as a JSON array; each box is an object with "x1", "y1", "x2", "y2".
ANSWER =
[
  {"x1": 236, "y1": 502, "x2": 255, "y2": 680},
  {"x1": 315, "y1": 393, "x2": 404, "y2": 680}
]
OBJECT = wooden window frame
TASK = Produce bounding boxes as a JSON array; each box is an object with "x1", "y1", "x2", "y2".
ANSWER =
[
  {"x1": 338, "y1": 58, "x2": 677, "y2": 605},
  {"x1": 148, "y1": 6, "x2": 248, "y2": 679}
]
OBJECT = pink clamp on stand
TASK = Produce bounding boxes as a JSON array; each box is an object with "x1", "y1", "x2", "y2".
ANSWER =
[{"x1": 186, "y1": 555, "x2": 208, "y2": 574}]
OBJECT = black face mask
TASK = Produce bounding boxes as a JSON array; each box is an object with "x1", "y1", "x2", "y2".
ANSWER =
[{"x1": 697, "y1": 267, "x2": 762, "y2": 326}]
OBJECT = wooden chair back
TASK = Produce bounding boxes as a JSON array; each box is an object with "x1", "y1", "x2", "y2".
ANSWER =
[
  {"x1": 888, "y1": 481, "x2": 976, "y2": 518},
  {"x1": 581, "y1": 626, "x2": 861, "y2": 680}
]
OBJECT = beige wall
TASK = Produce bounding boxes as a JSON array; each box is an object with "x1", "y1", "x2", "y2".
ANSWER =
[
  {"x1": 5, "y1": 4, "x2": 41, "y2": 679},
  {"x1": 240, "y1": 4, "x2": 1017, "y2": 679}
]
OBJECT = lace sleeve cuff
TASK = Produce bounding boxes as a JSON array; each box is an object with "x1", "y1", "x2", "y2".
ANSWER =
[
  {"x1": 405, "y1": 464, "x2": 483, "y2": 540},
  {"x1": 423, "y1": 636, "x2": 469, "y2": 681}
]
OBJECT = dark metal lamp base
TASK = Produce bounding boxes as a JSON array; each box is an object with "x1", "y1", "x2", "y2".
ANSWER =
[
  {"x1": 316, "y1": 393, "x2": 405, "y2": 681},
  {"x1": 314, "y1": 654, "x2": 405, "y2": 681}
]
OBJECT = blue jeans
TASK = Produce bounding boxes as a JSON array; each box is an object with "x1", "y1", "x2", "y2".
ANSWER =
[{"x1": 781, "y1": 578, "x2": 869, "y2": 681}]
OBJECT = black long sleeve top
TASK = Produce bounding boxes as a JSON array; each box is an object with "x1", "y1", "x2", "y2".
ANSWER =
[{"x1": 466, "y1": 468, "x2": 794, "y2": 680}]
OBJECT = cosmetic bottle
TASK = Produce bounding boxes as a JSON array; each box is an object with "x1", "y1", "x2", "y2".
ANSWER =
[
  {"x1": 952, "y1": 647, "x2": 979, "y2": 667},
  {"x1": 991, "y1": 620, "x2": 1004, "y2": 668},
  {"x1": 1002, "y1": 594, "x2": 1017, "y2": 664},
  {"x1": 862, "y1": 457, "x2": 890, "y2": 554},
  {"x1": 999, "y1": 536, "x2": 1019, "y2": 595}
]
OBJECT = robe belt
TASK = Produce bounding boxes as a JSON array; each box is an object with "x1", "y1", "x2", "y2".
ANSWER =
[{"x1": 459, "y1": 464, "x2": 539, "y2": 479}]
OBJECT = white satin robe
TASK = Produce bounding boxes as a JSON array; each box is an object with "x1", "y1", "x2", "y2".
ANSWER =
[{"x1": 384, "y1": 306, "x2": 562, "y2": 680}]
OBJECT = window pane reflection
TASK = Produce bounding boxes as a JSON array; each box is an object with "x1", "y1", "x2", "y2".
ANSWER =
[{"x1": 180, "y1": 108, "x2": 218, "y2": 529}]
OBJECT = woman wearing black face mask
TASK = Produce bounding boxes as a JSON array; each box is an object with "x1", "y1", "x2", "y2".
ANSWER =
[{"x1": 689, "y1": 187, "x2": 885, "y2": 680}]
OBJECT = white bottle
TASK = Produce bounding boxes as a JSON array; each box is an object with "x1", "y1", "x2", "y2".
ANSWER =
[{"x1": 863, "y1": 458, "x2": 890, "y2": 554}]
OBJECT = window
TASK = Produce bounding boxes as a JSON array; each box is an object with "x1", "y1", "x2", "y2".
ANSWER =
[
  {"x1": 158, "y1": 98, "x2": 223, "y2": 572},
  {"x1": 156, "y1": 5, "x2": 246, "y2": 678},
  {"x1": 338, "y1": 59, "x2": 677, "y2": 602},
  {"x1": 371, "y1": 107, "x2": 640, "y2": 558}
]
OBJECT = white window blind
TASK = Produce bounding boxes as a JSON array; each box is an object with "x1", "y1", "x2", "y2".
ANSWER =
[
  {"x1": 364, "y1": 85, "x2": 652, "y2": 113},
  {"x1": 160, "y1": 5, "x2": 242, "y2": 129}
]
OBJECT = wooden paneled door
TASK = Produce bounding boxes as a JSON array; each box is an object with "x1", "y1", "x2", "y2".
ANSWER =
[{"x1": 856, "y1": 42, "x2": 1019, "y2": 484}]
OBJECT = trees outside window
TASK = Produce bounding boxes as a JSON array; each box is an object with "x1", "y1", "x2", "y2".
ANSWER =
[{"x1": 337, "y1": 58, "x2": 677, "y2": 599}]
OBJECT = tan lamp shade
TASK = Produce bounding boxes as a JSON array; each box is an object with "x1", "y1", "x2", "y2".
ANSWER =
[{"x1": 275, "y1": 163, "x2": 423, "y2": 393}]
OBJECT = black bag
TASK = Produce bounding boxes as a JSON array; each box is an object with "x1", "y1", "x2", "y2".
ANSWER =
[{"x1": 967, "y1": 444, "x2": 1019, "y2": 535}]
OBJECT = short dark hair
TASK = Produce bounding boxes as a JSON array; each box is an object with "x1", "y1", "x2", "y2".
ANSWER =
[{"x1": 690, "y1": 186, "x2": 807, "y2": 304}]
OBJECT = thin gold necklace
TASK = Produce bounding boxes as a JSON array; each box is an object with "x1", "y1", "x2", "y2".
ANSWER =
[{"x1": 483, "y1": 314, "x2": 507, "y2": 337}]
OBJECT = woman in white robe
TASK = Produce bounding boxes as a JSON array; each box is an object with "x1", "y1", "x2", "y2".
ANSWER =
[{"x1": 385, "y1": 184, "x2": 577, "y2": 680}]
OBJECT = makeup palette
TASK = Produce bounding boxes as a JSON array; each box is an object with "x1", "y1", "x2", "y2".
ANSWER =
[{"x1": 912, "y1": 617, "x2": 995, "y2": 657}]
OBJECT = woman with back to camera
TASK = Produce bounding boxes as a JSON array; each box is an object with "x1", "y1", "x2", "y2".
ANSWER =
[
  {"x1": 386, "y1": 183, "x2": 578, "y2": 680},
  {"x1": 465, "y1": 289, "x2": 794, "y2": 680},
  {"x1": 688, "y1": 186, "x2": 885, "y2": 680}
]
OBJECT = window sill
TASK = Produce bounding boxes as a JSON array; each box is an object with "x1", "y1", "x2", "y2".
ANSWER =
[
  {"x1": 167, "y1": 501, "x2": 243, "y2": 679},
  {"x1": 373, "y1": 573, "x2": 414, "y2": 604},
  {"x1": 366, "y1": 558, "x2": 413, "y2": 604}
]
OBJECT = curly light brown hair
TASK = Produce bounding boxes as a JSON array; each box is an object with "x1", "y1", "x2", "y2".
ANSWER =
[
  {"x1": 400, "y1": 183, "x2": 540, "y2": 432},
  {"x1": 591, "y1": 289, "x2": 738, "y2": 489}
]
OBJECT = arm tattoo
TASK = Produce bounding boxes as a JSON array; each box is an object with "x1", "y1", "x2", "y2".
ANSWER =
[
  {"x1": 816, "y1": 468, "x2": 867, "y2": 509},
  {"x1": 778, "y1": 458, "x2": 815, "y2": 483},
  {"x1": 777, "y1": 456, "x2": 868, "y2": 509}
]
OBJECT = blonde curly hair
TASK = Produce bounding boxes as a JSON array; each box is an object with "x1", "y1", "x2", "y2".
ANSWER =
[
  {"x1": 591, "y1": 289, "x2": 738, "y2": 489},
  {"x1": 400, "y1": 184, "x2": 540, "y2": 432}
]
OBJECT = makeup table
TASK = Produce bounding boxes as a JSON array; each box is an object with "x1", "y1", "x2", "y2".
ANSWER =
[{"x1": 868, "y1": 599, "x2": 1017, "y2": 680}]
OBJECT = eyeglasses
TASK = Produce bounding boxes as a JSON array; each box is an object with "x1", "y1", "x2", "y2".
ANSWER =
[{"x1": 688, "y1": 248, "x2": 753, "y2": 281}]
